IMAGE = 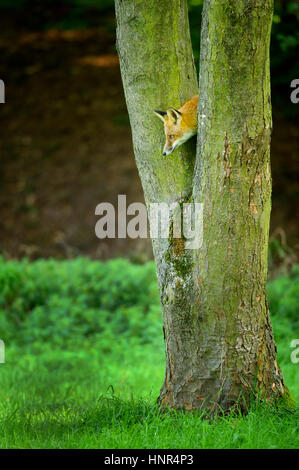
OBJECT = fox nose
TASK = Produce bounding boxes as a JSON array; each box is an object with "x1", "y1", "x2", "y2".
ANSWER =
[{"x1": 162, "y1": 147, "x2": 173, "y2": 156}]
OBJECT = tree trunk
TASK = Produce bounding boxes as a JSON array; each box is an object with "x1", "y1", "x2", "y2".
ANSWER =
[
  {"x1": 115, "y1": 0, "x2": 288, "y2": 412},
  {"x1": 192, "y1": 0, "x2": 288, "y2": 411},
  {"x1": 115, "y1": 0, "x2": 197, "y2": 203}
]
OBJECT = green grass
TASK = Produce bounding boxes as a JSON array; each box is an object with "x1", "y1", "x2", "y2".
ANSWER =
[{"x1": 0, "y1": 257, "x2": 298, "y2": 449}]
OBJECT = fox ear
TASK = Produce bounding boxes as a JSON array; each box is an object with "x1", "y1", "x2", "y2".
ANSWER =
[
  {"x1": 154, "y1": 110, "x2": 167, "y2": 122},
  {"x1": 167, "y1": 108, "x2": 182, "y2": 123}
]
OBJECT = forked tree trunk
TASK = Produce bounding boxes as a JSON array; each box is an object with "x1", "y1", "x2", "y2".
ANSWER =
[{"x1": 115, "y1": 0, "x2": 288, "y2": 412}]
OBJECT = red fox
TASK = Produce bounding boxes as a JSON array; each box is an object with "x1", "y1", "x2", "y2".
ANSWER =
[{"x1": 154, "y1": 95, "x2": 198, "y2": 156}]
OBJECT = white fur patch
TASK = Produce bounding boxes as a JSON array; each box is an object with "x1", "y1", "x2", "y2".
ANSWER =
[{"x1": 173, "y1": 130, "x2": 196, "y2": 149}]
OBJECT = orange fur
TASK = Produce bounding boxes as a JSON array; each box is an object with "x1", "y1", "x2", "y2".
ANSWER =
[{"x1": 177, "y1": 95, "x2": 198, "y2": 131}]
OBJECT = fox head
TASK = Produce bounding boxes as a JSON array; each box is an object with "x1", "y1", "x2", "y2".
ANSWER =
[{"x1": 154, "y1": 107, "x2": 195, "y2": 156}]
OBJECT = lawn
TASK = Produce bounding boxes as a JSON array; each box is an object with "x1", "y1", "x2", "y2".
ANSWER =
[{"x1": 0, "y1": 257, "x2": 298, "y2": 449}]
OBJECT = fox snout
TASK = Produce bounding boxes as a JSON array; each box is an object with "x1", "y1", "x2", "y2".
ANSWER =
[{"x1": 162, "y1": 144, "x2": 174, "y2": 156}]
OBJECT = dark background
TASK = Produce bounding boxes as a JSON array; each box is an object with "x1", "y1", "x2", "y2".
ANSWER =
[{"x1": 0, "y1": 0, "x2": 298, "y2": 275}]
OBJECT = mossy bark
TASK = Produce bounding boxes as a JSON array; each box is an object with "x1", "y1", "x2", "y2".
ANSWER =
[
  {"x1": 115, "y1": 0, "x2": 197, "y2": 203},
  {"x1": 115, "y1": 0, "x2": 287, "y2": 412}
]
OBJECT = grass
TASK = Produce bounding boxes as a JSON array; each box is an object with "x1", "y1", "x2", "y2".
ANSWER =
[{"x1": 0, "y1": 258, "x2": 298, "y2": 449}]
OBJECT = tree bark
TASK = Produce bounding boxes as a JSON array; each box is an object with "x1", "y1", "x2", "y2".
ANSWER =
[
  {"x1": 191, "y1": 0, "x2": 287, "y2": 411},
  {"x1": 115, "y1": 0, "x2": 197, "y2": 204},
  {"x1": 115, "y1": 0, "x2": 288, "y2": 412}
]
